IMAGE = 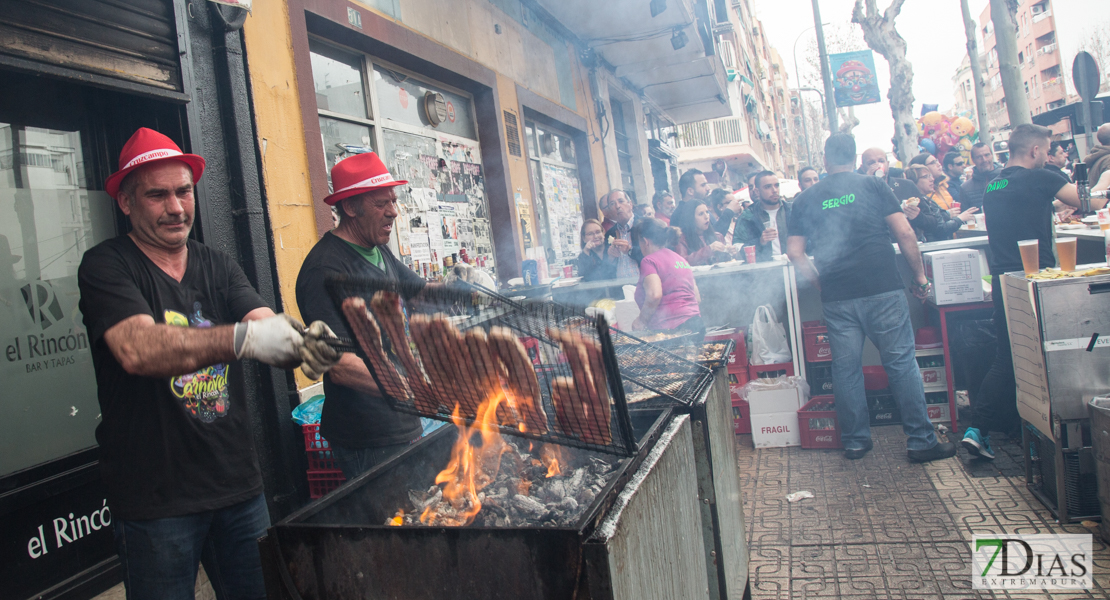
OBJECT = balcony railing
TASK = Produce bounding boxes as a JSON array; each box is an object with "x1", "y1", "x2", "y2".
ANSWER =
[
  {"x1": 1042, "y1": 77, "x2": 1061, "y2": 89},
  {"x1": 1037, "y1": 43, "x2": 1057, "y2": 56},
  {"x1": 1032, "y1": 8, "x2": 1052, "y2": 23},
  {"x1": 674, "y1": 117, "x2": 746, "y2": 149}
]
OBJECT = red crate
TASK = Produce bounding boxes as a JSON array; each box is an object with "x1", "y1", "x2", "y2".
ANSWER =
[
  {"x1": 802, "y1": 320, "x2": 832, "y2": 363},
  {"x1": 862, "y1": 366, "x2": 888, "y2": 391},
  {"x1": 706, "y1": 328, "x2": 748, "y2": 373},
  {"x1": 306, "y1": 449, "x2": 340, "y2": 471},
  {"x1": 798, "y1": 395, "x2": 841, "y2": 449},
  {"x1": 302, "y1": 423, "x2": 330, "y2": 452},
  {"x1": 307, "y1": 469, "x2": 346, "y2": 499},
  {"x1": 749, "y1": 362, "x2": 794, "y2": 381},
  {"x1": 732, "y1": 398, "x2": 751, "y2": 435}
]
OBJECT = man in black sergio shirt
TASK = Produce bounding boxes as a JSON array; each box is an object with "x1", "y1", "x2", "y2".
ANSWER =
[
  {"x1": 961, "y1": 124, "x2": 1104, "y2": 460},
  {"x1": 788, "y1": 134, "x2": 955, "y2": 463}
]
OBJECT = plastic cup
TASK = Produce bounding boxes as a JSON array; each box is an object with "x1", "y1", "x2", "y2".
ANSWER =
[
  {"x1": 563, "y1": 265, "x2": 573, "y2": 278},
  {"x1": 743, "y1": 246, "x2": 756, "y2": 264},
  {"x1": 1057, "y1": 237, "x2": 1077, "y2": 272},
  {"x1": 975, "y1": 214, "x2": 986, "y2": 231},
  {"x1": 1098, "y1": 208, "x2": 1110, "y2": 231},
  {"x1": 951, "y1": 202, "x2": 961, "y2": 212},
  {"x1": 1018, "y1": 240, "x2": 1039, "y2": 276}
]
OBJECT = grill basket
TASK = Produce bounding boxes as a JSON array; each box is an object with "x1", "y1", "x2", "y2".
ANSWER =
[{"x1": 325, "y1": 276, "x2": 709, "y2": 456}]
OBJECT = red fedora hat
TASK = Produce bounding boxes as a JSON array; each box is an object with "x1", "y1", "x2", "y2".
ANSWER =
[
  {"x1": 105, "y1": 128, "x2": 205, "y2": 199},
  {"x1": 323, "y1": 152, "x2": 407, "y2": 206}
]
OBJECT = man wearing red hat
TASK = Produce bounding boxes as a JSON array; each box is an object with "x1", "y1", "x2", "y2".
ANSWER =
[
  {"x1": 296, "y1": 151, "x2": 426, "y2": 478},
  {"x1": 77, "y1": 128, "x2": 340, "y2": 600}
]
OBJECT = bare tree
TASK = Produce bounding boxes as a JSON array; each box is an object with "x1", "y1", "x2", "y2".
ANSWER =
[
  {"x1": 795, "y1": 25, "x2": 865, "y2": 164},
  {"x1": 852, "y1": 0, "x2": 917, "y2": 162},
  {"x1": 1077, "y1": 20, "x2": 1110, "y2": 93},
  {"x1": 960, "y1": 0, "x2": 992, "y2": 144},
  {"x1": 989, "y1": 0, "x2": 1030, "y2": 127}
]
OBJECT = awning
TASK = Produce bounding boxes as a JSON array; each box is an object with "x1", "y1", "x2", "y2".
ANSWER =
[{"x1": 533, "y1": 0, "x2": 731, "y2": 125}]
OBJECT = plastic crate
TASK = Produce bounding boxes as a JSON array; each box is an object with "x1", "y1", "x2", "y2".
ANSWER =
[
  {"x1": 867, "y1": 392, "x2": 901, "y2": 426},
  {"x1": 799, "y1": 395, "x2": 841, "y2": 449},
  {"x1": 749, "y1": 362, "x2": 794, "y2": 381},
  {"x1": 307, "y1": 469, "x2": 346, "y2": 499},
  {"x1": 732, "y1": 398, "x2": 751, "y2": 435},
  {"x1": 806, "y1": 361, "x2": 833, "y2": 395},
  {"x1": 862, "y1": 366, "x2": 888, "y2": 391},
  {"x1": 926, "y1": 403, "x2": 950, "y2": 423},
  {"x1": 302, "y1": 423, "x2": 331, "y2": 452},
  {"x1": 802, "y1": 321, "x2": 831, "y2": 363},
  {"x1": 706, "y1": 328, "x2": 748, "y2": 373},
  {"x1": 916, "y1": 350, "x2": 946, "y2": 390}
]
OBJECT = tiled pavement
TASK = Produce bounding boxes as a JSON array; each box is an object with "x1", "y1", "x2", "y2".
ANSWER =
[{"x1": 736, "y1": 425, "x2": 1110, "y2": 600}]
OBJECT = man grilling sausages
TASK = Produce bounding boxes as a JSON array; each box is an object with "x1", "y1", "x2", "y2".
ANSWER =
[
  {"x1": 296, "y1": 152, "x2": 427, "y2": 479},
  {"x1": 77, "y1": 128, "x2": 340, "y2": 599}
]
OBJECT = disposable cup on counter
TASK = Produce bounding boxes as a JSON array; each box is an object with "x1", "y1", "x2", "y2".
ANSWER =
[
  {"x1": 1057, "y1": 237, "x2": 1077, "y2": 272},
  {"x1": 743, "y1": 246, "x2": 756, "y2": 264},
  {"x1": 974, "y1": 214, "x2": 986, "y2": 230},
  {"x1": 1099, "y1": 208, "x2": 1110, "y2": 231},
  {"x1": 1019, "y1": 239, "x2": 1039, "y2": 276}
]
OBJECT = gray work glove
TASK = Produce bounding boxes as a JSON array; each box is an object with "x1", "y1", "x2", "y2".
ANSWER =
[
  {"x1": 234, "y1": 314, "x2": 306, "y2": 369},
  {"x1": 300, "y1": 320, "x2": 343, "y2": 380}
]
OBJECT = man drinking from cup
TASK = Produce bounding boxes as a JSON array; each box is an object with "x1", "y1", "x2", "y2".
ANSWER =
[
  {"x1": 737, "y1": 171, "x2": 791, "y2": 262},
  {"x1": 961, "y1": 124, "x2": 1107, "y2": 460}
]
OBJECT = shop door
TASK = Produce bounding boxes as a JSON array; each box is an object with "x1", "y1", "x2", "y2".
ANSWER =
[
  {"x1": 524, "y1": 121, "x2": 585, "y2": 268},
  {"x1": 0, "y1": 68, "x2": 186, "y2": 600}
]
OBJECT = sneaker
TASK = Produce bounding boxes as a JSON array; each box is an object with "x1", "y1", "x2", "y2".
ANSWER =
[
  {"x1": 907, "y1": 441, "x2": 957, "y2": 463},
  {"x1": 844, "y1": 439, "x2": 874, "y2": 460},
  {"x1": 961, "y1": 427, "x2": 996, "y2": 460}
]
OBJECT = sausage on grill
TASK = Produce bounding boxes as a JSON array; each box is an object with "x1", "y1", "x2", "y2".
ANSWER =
[
  {"x1": 369, "y1": 292, "x2": 437, "y2": 413},
  {"x1": 489, "y1": 327, "x2": 547, "y2": 434},
  {"x1": 340, "y1": 297, "x2": 411, "y2": 401}
]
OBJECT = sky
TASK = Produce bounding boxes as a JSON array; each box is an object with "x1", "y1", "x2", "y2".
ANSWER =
[{"x1": 754, "y1": 0, "x2": 1110, "y2": 155}]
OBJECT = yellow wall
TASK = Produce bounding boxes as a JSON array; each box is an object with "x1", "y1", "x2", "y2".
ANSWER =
[{"x1": 241, "y1": 0, "x2": 319, "y2": 387}]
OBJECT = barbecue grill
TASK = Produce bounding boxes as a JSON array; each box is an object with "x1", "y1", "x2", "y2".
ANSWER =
[
  {"x1": 260, "y1": 409, "x2": 724, "y2": 599},
  {"x1": 324, "y1": 276, "x2": 711, "y2": 456}
]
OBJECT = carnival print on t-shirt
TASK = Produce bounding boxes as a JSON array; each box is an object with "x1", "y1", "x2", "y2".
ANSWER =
[{"x1": 166, "y1": 303, "x2": 230, "y2": 422}]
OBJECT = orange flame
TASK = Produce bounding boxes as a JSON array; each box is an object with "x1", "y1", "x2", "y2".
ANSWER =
[
  {"x1": 388, "y1": 510, "x2": 404, "y2": 526},
  {"x1": 540, "y1": 444, "x2": 565, "y2": 478},
  {"x1": 419, "y1": 392, "x2": 511, "y2": 526}
]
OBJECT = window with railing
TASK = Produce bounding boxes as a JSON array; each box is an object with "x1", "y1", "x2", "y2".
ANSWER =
[{"x1": 674, "y1": 117, "x2": 746, "y2": 149}]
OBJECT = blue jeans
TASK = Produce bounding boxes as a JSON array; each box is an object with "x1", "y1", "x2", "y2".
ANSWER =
[
  {"x1": 332, "y1": 441, "x2": 412, "y2": 480},
  {"x1": 823, "y1": 289, "x2": 937, "y2": 452},
  {"x1": 113, "y1": 493, "x2": 269, "y2": 600}
]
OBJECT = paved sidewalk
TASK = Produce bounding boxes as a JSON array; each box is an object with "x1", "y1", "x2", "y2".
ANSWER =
[{"x1": 736, "y1": 425, "x2": 1110, "y2": 600}]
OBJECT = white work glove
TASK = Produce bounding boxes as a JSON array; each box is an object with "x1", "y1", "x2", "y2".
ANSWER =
[
  {"x1": 300, "y1": 321, "x2": 343, "y2": 380},
  {"x1": 234, "y1": 314, "x2": 305, "y2": 369}
]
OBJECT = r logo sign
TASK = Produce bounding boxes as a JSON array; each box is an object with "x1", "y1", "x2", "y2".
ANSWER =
[{"x1": 21, "y1": 281, "x2": 64, "y2": 330}]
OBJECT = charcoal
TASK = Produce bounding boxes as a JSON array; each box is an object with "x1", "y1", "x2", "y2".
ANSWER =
[
  {"x1": 557, "y1": 497, "x2": 579, "y2": 512},
  {"x1": 512, "y1": 494, "x2": 547, "y2": 518}
]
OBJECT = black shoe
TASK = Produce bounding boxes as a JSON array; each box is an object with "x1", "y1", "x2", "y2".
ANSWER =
[
  {"x1": 844, "y1": 439, "x2": 873, "y2": 460},
  {"x1": 907, "y1": 441, "x2": 957, "y2": 463}
]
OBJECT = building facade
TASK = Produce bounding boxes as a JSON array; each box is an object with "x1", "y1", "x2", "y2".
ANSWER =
[
  {"x1": 672, "y1": 0, "x2": 798, "y2": 193},
  {"x1": 980, "y1": 0, "x2": 1068, "y2": 138}
]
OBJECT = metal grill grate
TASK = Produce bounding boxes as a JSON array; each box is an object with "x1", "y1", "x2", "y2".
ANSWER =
[{"x1": 325, "y1": 276, "x2": 709, "y2": 456}]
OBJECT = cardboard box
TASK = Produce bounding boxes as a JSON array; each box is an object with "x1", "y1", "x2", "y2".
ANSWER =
[
  {"x1": 923, "y1": 249, "x2": 984, "y2": 305},
  {"x1": 751, "y1": 412, "x2": 801, "y2": 448},
  {"x1": 747, "y1": 386, "x2": 806, "y2": 415}
]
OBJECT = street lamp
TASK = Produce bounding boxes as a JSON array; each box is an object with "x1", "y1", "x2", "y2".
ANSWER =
[{"x1": 793, "y1": 24, "x2": 829, "y2": 168}]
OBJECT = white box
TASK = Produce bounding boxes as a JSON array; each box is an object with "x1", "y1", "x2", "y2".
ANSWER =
[
  {"x1": 747, "y1": 387, "x2": 805, "y2": 416},
  {"x1": 923, "y1": 249, "x2": 984, "y2": 305},
  {"x1": 751, "y1": 412, "x2": 802, "y2": 448}
]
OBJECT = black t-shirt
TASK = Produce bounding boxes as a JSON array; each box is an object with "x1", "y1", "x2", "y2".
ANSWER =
[
  {"x1": 788, "y1": 172, "x2": 905, "y2": 302},
  {"x1": 296, "y1": 232, "x2": 424, "y2": 449},
  {"x1": 77, "y1": 236, "x2": 267, "y2": 520},
  {"x1": 983, "y1": 166, "x2": 1069, "y2": 275}
]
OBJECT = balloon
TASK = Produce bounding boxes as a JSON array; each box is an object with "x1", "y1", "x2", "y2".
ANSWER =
[
  {"x1": 951, "y1": 116, "x2": 975, "y2": 138},
  {"x1": 959, "y1": 138, "x2": 973, "y2": 150},
  {"x1": 920, "y1": 138, "x2": 936, "y2": 154}
]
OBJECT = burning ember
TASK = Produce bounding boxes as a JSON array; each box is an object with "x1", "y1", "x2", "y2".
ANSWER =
[{"x1": 389, "y1": 394, "x2": 616, "y2": 528}]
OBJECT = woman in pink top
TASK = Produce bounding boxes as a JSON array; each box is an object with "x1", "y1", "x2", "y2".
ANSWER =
[{"x1": 630, "y1": 218, "x2": 704, "y2": 335}]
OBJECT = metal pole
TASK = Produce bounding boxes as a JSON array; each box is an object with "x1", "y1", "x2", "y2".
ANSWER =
[{"x1": 811, "y1": 0, "x2": 838, "y2": 132}]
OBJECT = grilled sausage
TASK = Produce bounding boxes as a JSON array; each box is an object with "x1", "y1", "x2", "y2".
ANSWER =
[
  {"x1": 369, "y1": 292, "x2": 437, "y2": 413},
  {"x1": 340, "y1": 297, "x2": 411, "y2": 401},
  {"x1": 489, "y1": 327, "x2": 548, "y2": 434}
]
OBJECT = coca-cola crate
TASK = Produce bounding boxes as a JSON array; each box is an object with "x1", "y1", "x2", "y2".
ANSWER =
[
  {"x1": 802, "y1": 320, "x2": 831, "y2": 363},
  {"x1": 749, "y1": 362, "x2": 794, "y2": 381},
  {"x1": 867, "y1": 392, "x2": 901, "y2": 426},
  {"x1": 706, "y1": 328, "x2": 748, "y2": 373},
  {"x1": 799, "y1": 395, "x2": 841, "y2": 449},
  {"x1": 307, "y1": 469, "x2": 346, "y2": 499},
  {"x1": 732, "y1": 398, "x2": 751, "y2": 435},
  {"x1": 806, "y1": 361, "x2": 833, "y2": 396}
]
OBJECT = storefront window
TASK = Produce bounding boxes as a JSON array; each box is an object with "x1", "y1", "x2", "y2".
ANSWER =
[
  {"x1": 525, "y1": 121, "x2": 584, "y2": 266},
  {"x1": 310, "y1": 41, "x2": 369, "y2": 119},
  {"x1": 319, "y1": 116, "x2": 374, "y2": 175},
  {"x1": 372, "y1": 65, "x2": 476, "y2": 140},
  {"x1": 0, "y1": 124, "x2": 115, "y2": 477}
]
